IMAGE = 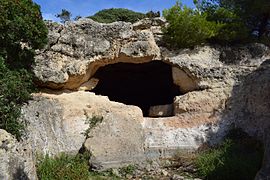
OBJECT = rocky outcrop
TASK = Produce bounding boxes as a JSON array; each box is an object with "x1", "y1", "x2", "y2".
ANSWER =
[
  {"x1": 0, "y1": 130, "x2": 36, "y2": 180},
  {"x1": 227, "y1": 60, "x2": 270, "y2": 138},
  {"x1": 227, "y1": 60, "x2": 270, "y2": 179},
  {"x1": 34, "y1": 18, "x2": 161, "y2": 90},
  {"x1": 21, "y1": 91, "x2": 145, "y2": 170},
  {"x1": 13, "y1": 17, "x2": 270, "y2": 177}
]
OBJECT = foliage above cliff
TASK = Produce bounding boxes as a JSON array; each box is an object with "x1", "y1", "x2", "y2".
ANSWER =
[
  {"x1": 212, "y1": 0, "x2": 270, "y2": 39},
  {"x1": 163, "y1": 0, "x2": 270, "y2": 48},
  {"x1": 0, "y1": 0, "x2": 48, "y2": 60},
  {"x1": 163, "y1": 2, "x2": 221, "y2": 48},
  {"x1": 88, "y1": 8, "x2": 146, "y2": 23},
  {"x1": 0, "y1": 0, "x2": 47, "y2": 138}
]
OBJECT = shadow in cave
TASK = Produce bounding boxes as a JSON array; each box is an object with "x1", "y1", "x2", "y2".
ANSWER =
[{"x1": 92, "y1": 61, "x2": 181, "y2": 116}]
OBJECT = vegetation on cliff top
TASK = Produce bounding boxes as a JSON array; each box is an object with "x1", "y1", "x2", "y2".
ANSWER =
[
  {"x1": 88, "y1": 8, "x2": 160, "y2": 24},
  {"x1": 88, "y1": 8, "x2": 146, "y2": 23},
  {"x1": 0, "y1": 0, "x2": 48, "y2": 139},
  {"x1": 163, "y1": 0, "x2": 270, "y2": 48}
]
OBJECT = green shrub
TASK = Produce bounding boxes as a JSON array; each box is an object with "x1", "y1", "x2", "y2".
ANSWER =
[
  {"x1": 0, "y1": 57, "x2": 34, "y2": 139},
  {"x1": 0, "y1": 0, "x2": 47, "y2": 138},
  {"x1": 88, "y1": 8, "x2": 146, "y2": 23},
  {"x1": 36, "y1": 153, "x2": 120, "y2": 180},
  {"x1": 0, "y1": 0, "x2": 48, "y2": 61},
  {"x1": 37, "y1": 153, "x2": 91, "y2": 180},
  {"x1": 204, "y1": 7, "x2": 250, "y2": 43},
  {"x1": 163, "y1": 1, "x2": 221, "y2": 48},
  {"x1": 195, "y1": 133, "x2": 263, "y2": 180}
]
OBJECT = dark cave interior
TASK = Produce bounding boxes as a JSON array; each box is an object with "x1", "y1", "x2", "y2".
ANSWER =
[{"x1": 92, "y1": 61, "x2": 181, "y2": 116}]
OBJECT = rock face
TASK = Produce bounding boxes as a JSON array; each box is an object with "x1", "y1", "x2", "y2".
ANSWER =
[
  {"x1": 9, "y1": 17, "x2": 270, "y2": 178},
  {"x1": 21, "y1": 91, "x2": 145, "y2": 170},
  {"x1": 227, "y1": 60, "x2": 270, "y2": 179},
  {"x1": 227, "y1": 60, "x2": 270, "y2": 138},
  {"x1": 34, "y1": 18, "x2": 161, "y2": 90},
  {"x1": 0, "y1": 129, "x2": 36, "y2": 180}
]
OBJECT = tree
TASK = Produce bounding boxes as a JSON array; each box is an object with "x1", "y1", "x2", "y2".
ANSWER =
[
  {"x1": 195, "y1": 0, "x2": 249, "y2": 43},
  {"x1": 0, "y1": 57, "x2": 34, "y2": 138},
  {"x1": 220, "y1": 0, "x2": 270, "y2": 39},
  {"x1": 0, "y1": 0, "x2": 48, "y2": 66},
  {"x1": 146, "y1": 11, "x2": 161, "y2": 18},
  {"x1": 163, "y1": 1, "x2": 221, "y2": 48},
  {"x1": 88, "y1": 8, "x2": 146, "y2": 23},
  {"x1": 56, "y1": 9, "x2": 72, "y2": 23},
  {"x1": 0, "y1": 0, "x2": 47, "y2": 138},
  {"x1": 197, "y1": 0, "x2": 270, "y2": 40}
]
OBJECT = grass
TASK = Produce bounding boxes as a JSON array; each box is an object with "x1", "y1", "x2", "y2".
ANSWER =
[
  {"x1": 36, "y1": 152, "x2": 131, "y2": 180},
  {"x1": 195, "y1": 129, "x2": 264, "y2": 180},
  {"x1": 36, "y1": 153, "x2": 120, "y2": 180}
]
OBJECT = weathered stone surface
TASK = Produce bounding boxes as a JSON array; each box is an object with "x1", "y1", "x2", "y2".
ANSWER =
[
  {"x1": 78, "y1": 78, "x2": 99, "y2": 91},
  {"x1": 219, "y1": 43, "x2": 270, "y2": 65},
  {"x1": 84, "y1": 103, "x2": 145, "y2": 170},
  {"x1": 24, "y1": 18, "x2": 270, "y2": 176},
  {"x1": 227, "y1": 59, "x2": 270, "y2": 138},
  {"x1": 143, "y1": 116, "x2": 231, "y2": 158},
  {"x1": 144, "y1": 88, "x2": 232, "y2": 156},
  {"x1": 226, "y1": 60, "x2": 270, "y2": 179},
  {"x1": 174, "y1": 88, "x2": 230, "y2": 116},
  {"x1": 172, "y1": 67, "x2": 199, "y2": 93},
  {"x1": 34, "y1": 18, "x2": 161, "y2": 90},
  {"x1": 34, "y1": 18, "x2": 270, "y2": 96},
  {"x1": 21, "y1": 93, "x2": 88, "y2": 155},
  {"x1": 0, "y1": 129, "x2": 35, "y2": 180},
  {"x1": 21, "y1": 91, "x2": 145, "y2": 170}
]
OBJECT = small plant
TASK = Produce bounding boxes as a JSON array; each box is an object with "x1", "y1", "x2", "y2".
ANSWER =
[
  {"x1": 83, "y1": 112, "x2": 103, "y2": 138},
  {"x1": 119, "y1": 165, "x2": 136, "y2": 176}
]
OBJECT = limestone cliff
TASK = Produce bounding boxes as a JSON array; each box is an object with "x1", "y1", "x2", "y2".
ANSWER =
[{"x1": 1, "y1": 17, "x2": 270, "y2": 179}]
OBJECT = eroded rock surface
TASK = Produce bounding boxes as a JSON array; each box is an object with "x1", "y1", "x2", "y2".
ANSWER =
[
  {"x1": 21, "y1": 91, "x2": 145, "y2": 170},
  {"x1": 35, "y1": 18, "x2": 161, "y2": 90},
  {"x1": 16, "y1": 17, "x2": 270, "y2": 177},
  {"x1": 0, "y1": 129, "x2": 36, "y2": 180}
]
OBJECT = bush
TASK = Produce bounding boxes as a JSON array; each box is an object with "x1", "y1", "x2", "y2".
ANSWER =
[
  {"x1": 0, "y1": 0, "x2": 47, "y2": 138},
  {"x1": 195, "y1": 132, "x2": 264, "y2": 180},
  {"x1": 37, "y1": 153, "x2": 91, "y2": 180},
  {"x1": 88, "y1": 8, "x2": 146, "y2": 23},
  {"x1": 0, "y1": 0, "x2": 48, "y2": 60},
  {"x1": 204, "y1": 7, "x2": 250, "y2": 44},
  {"x1": 36, "y1": 153, "x2": 120, "y2": 180},
  {"x1": 0, "y1": 57, "x2": 34, "y2": 139},
  {"x1": 163, "y1": 1, "x2": 221, "y2": 48}
]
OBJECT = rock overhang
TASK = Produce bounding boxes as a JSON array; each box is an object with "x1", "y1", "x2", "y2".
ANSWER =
[{"x1": 27, "y1": 17, "x2": 270, "y2": 170}]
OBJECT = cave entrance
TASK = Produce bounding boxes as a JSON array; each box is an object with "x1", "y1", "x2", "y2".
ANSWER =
[{"x1": 92, "y1": 61, "x2": 181, "y2": 117}]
